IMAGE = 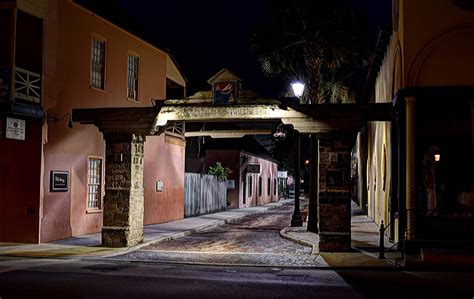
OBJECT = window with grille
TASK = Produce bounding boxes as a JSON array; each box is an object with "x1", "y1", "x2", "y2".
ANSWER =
[
  {"x1": 267, "y1": 177, "x2": 271, "y2": 196},
  {"x1": 127, "y1": 54, "x2": 139, "y2": 100},
  {"x1": 247, "y1": 175, "x2": 253, "y2": 198},
  {"x1": 90, "y1": 37, "x2": 106, "y2": 90},
  {"x1": 87, "y1": 158, "x2": 102, "y2": 209},
  {"x1": 274, "y1": 178, "x2": 277, "y2": 196}
]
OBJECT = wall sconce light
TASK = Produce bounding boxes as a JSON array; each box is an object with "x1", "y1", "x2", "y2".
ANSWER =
[
  {"x1": 46, "y1": 112, "x2": 73, "y2": 129},
  {"x1": 304, "y1": 160, "x2": 310, "y2": 165},
  {"x1": 434, "y1": 154, "x2": 440, "y2": 162}
]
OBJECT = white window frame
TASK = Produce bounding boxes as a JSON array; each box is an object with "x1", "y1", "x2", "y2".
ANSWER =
[
  {"x1": 127, "y1": 52, "x2": 140, "y2": 101},
  {"x1": 87, "y1": 157, "x2": 103, "y2": 212},
  {"x1": 90, "y1": 34, "x2": 107, "y2": 91}
]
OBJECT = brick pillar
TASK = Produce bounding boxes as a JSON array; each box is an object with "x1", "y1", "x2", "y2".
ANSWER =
[
  {"x1": 317, "y1": 133, "x2": 354, "y2": 252},
  {"x1": 102, "y1": 134, "x2": 145, "y2": 247}
]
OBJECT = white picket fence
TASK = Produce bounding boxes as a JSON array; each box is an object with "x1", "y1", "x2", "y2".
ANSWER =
[{"x1": 184, "y1": 173, "x2": 227, "y2": 217}]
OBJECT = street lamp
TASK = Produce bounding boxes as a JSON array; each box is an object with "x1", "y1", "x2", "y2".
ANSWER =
[
  {"x1": 291, "y1": 81, "x2": 305, "y2": 98},
  {"x1": 288, "y1": 81, "x2": 305, "y2": 227}
]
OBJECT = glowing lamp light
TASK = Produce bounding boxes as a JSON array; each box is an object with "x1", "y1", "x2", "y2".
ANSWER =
[
  {"x1": 434, "y1": 154, "x2": 440, "y2": 162},
  {"x1": 291, "y1": 81, "x2": 305, "y2": 98},
  {"x1": 304, "y1": 160, "x2": 310, "y2": 165}
]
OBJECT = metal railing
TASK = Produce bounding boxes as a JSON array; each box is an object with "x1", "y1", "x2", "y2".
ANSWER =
[
  {"x1": 13, "y1": 67, "x2": 41, "y2": 104},
  {"x1": 378, "y1": 211, "x2": 405, "y2": 259}
]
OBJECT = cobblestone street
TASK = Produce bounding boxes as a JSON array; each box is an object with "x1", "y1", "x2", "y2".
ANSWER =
[{"x1": 114, "y1": 203, "x2": 326, "y2": 267}]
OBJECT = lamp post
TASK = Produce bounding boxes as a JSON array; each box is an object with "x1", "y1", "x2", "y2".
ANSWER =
[{"x1": 290, "y1": 81, "x2": 304, "y2": 227}]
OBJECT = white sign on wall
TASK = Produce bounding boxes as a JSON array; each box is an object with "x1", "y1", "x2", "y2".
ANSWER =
[
  {"x1": 226, "y1": 180, "x2": 235, "y2": 190},
  {"x1": 277, "y1": 171, "x2": 288, "y2": 179},
  {"x1": 156, "y1": 180, "x2": 164, "y2": 192},
  {"x1": 6, "y1": 117, "x2": 26, "y2": 141}
]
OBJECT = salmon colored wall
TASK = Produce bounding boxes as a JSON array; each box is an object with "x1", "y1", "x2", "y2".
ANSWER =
[
  {"x1": 43, "y1": 0, "x2": 167, "y2": 112},
  {"x1": 40, "y1": 123, "x2": 105, "y2": 242},
  {"x1": 40, "y1": 0, "x2": 184, "y2": 242},
  {"x1": 240, "y1": 153, "x2": 278, "y2": 208},
  {"x1": 144, "y1": 135, "x2": 185, "y2": 225},
  {"x1": 0, "y1": 117, "x2": 42, "y2": 243}
]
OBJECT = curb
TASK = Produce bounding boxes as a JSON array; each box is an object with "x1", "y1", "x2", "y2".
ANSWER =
[
  {"x1": 83, "y1": 256, "x2": 323, "y2": 269},
  {"x1": 279, "y1": 226, "x2": 318, "y2": 255},
  {"x1": 279, "y1": 226, "x2": 400, "y2": 269}
]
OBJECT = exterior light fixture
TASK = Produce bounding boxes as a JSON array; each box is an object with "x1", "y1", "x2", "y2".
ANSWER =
[
  {"x1": 304, "y1": 159, "x2": 310, "y2": 165},
  {"x1": 434, "y1": 154, "x2": 440, "y2": 162},
  {"x1": 46, "y1": 112, "x2": 73, "y2": 129},
  {"x1": 273, "y1": 124, "x2": 287, "y2": 141},
  {"x1": 291, "y1": 81, "x2": 305, "y2": 98}
]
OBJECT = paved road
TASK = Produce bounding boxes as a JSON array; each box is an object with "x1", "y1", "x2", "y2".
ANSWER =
[
  {"x1": 0, "y1": 258, "x2": 358, "y2": 298},
  {"x1": 113, "y1": 203, "x2": 326, "y2": 266},
  {"x1": 1, "y1": 257, "x2": 473, "y2": 298}
]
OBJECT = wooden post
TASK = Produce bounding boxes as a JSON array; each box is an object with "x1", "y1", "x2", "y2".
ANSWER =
[
  {"x1": 405, "y1": 97, "x2": 416, "y2": 240},
  {"x1": 291, "y1": 130, "x2": 303, "y2": 227}
]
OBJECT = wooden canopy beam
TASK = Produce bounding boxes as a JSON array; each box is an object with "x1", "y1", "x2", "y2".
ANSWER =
[
  {"x1": 155, "y1": 102, "x2": 393, "y2": 134},
  {"x1": 72, "y1": 102, "x2": 393, "y2": 136},
  {"x1": 72, "y1": 107, "x2": 157, "y2": 136}
]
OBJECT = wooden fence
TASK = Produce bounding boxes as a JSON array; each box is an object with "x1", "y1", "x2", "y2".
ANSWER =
[{"x1": 184, "y1": 173, "x2": 227, "y2": 217}]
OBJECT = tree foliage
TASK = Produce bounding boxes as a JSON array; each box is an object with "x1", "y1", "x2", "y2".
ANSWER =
[
  {"x1": 207, "y1": 162, "x2": 233, "y2": 181},
  {"x1": 252, "y1": 0, "x2": 368, "y2": 104}
]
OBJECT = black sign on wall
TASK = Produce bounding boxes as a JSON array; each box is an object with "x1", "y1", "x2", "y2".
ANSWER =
[
  {"x1": 326, "y1": 170, "x2": 344, "y2": 188},
  {"x1": 247, "y1": 164, "x2": 261, "y2": 173},
  {"x1": 50, "y1": 171, "x2": 69, "y2": 192}
]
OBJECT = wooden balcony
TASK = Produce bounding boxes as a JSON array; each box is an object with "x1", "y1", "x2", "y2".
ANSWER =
[{"x1": 0, "y1": 67, "x2": 41, "y2": 105}]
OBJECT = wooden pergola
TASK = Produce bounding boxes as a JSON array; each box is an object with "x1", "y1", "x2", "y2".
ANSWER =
[{"x1": 73, "y1": 100, "x2": 392, "y2": 250}]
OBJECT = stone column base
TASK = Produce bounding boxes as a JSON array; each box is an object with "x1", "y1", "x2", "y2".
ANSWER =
[
  {"x1": 319, "y1": 233, "x2": 351, "y2": 252},
  {"x1": 102, "y1": 226, "x2": 143, "y2": 247}
]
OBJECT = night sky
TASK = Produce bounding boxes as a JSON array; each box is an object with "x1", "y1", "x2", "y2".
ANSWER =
[{"x1": 77, "y1": 0, "x2": 392, "y2": 97}]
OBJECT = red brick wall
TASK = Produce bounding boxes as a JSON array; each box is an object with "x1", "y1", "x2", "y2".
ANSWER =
[{"x1": 0, "y1": 116, "x2": 42, "y2": 243}]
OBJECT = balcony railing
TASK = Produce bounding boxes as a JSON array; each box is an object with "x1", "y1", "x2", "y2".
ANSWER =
[{"x1": 13, "y1": 67, "x2": 41, "y2": 104}]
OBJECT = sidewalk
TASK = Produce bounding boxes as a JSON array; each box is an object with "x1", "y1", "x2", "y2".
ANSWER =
[
  {"x1": 0, "y1": 198, "x2": 293, "y2": 259},
  {"x1": 280, "y1": 201, "x2": 403, "y2": 268},
  {"x1": 0, "y1": 198, "x2": 404, "y2": 269}
]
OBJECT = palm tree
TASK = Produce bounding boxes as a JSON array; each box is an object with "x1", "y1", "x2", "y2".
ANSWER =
[
  {"x1": 253, "y1": 1, "x2": 368, "y2": 232},
  {"x1": 252, "y1": 0, "x2": 368, "y2": 104}
]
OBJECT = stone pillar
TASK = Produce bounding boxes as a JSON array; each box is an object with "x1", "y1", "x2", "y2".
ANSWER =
[
  {"x1": 317, "y1": 134, "x2": 354, "y2": 252},
  {"x1": 102, "y1": 134, "x2": 145, "y2": 247}
]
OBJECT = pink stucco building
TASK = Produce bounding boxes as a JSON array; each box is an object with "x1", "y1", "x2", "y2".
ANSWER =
[
  {"x1": 0, "y1": 0, "x2": 186, "y2": 243},
  {"x1": 205, "y1": 150, "x2": 278, "y2": 209}
]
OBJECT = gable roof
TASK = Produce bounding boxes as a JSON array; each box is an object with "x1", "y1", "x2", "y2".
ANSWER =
[{"x1": 207, "y1": 68, "x2": 242, "y2": 85}]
